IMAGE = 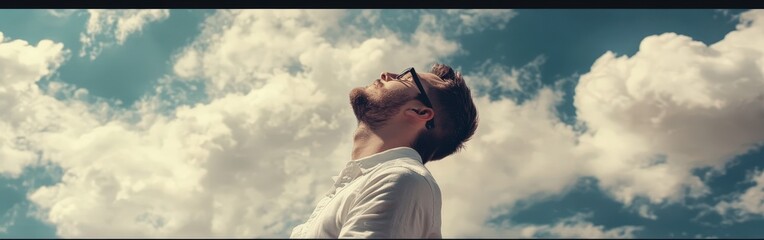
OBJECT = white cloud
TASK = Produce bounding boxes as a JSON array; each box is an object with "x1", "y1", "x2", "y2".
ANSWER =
[
  {"x1": 27, "y1": 68, "x2": 350, "y2": 237},
  {"x1": 79, "y1": 10, "x2": 170, "y2": 60},
  {"x1": 0, "y1": 32, "x2": 120, "y2": 237},
  {"x1": 0, "y1": 31, "x2": 70, "y2": 177},
  {"x1": 574, "y1": 9, "x2": 764, "y2": 208},
  {"x1": 445, "y1": 9, "x2": 517, "y2": 35},
  {"x1": 637, "y1": 204, "x2": 658, "y2": 220},
  {"x1": 468, "y1": 55, "x2": 545, "y2": 101},
  {"x1": 714, "y1": 168, "x2": 764, "y2": 223},
  {"x1": 413, "y1": 10, "x2": 516, "y2": 37},
  {"x1": 519, "y1": 213, "x2": 642, "y2": 238},
  {"x1": 352, "y1": 9, "x2": 380, "y2": 26}
]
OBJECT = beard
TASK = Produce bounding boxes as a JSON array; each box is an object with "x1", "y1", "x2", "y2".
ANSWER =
[{"x1": 349, "y1": 86, "x2": 410, "y2": 130}]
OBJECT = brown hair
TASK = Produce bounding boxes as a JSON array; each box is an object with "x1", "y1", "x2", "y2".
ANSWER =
[{"x1": 413, "y1": 63, "x2": 479, "y2": 164}]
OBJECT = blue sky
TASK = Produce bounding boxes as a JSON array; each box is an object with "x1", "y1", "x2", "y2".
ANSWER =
[{"x1": 1, "y1": 9, "x2": 763, "y2": 238}]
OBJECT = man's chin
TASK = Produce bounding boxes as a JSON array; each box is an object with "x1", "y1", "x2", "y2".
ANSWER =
[{"x1": 349, "y1": 87, "x2": 368, "y2": 121}]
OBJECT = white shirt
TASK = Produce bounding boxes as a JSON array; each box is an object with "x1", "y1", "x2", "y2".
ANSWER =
[{"x1": 290, "y1": 147, "x2": 442, "y2": 238}]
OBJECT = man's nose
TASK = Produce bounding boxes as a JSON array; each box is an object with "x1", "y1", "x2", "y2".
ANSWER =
[{"x1": 380, "y1": 72, "x2": 396, "y2": 81}]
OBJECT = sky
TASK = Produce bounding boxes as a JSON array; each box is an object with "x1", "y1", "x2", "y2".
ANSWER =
[{"x1": 1, "y1": 9, "x2": 763, "y2": 238}]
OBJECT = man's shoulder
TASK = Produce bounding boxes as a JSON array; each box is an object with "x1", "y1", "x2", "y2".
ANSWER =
[
  {"x1": 377, "y1": 157, "x2": 432, "y2": 178},
  {"x1": 367, "y1": 158, "x2": 440, "y2": 192}
]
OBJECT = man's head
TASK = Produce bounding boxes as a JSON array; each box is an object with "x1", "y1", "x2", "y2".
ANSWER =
[{"x1": 349, "y1": 63, "x2": 479, "y2": 164}]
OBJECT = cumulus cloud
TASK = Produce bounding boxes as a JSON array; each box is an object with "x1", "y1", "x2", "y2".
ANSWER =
[
  {"x1": 0, "y1": 31, "x2": 71, "y2": 177},
  {"x1": 574, "y1": 9, "x2": 764, "y2": 209},
  {"x1": 0, "y1": 31, "x2": 121, "y2": 236},
  {"x1": 79, "y1": 10, "x2": 170, "y2": 60}
]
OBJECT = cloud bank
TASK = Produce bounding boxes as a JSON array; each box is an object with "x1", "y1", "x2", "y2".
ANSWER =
[{"x1": 575, "y1": 9, "x2": 764, "y2": 210}]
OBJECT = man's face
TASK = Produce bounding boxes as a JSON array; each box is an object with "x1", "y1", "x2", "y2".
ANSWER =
[{"x1": 349, "y1": 71, "x2": 434, "y2": 130}]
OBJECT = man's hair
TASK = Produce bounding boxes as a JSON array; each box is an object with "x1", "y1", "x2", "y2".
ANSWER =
[{"x1": 413, "y1": 63, "x2": 479, "y2": 164}]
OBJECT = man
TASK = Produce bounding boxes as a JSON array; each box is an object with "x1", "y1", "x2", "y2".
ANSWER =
[{"x1": 290, "y1": 63, "x2": 478, "y2": 238}]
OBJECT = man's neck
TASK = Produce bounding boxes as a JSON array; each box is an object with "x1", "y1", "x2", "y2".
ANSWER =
[{"x1": 351, "y1": 123, "x2": 413, "y2": 161}]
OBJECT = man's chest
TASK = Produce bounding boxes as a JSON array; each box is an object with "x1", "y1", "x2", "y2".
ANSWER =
[{"x1": 293, "y1": 177, "x2": 366, "y2": 237}]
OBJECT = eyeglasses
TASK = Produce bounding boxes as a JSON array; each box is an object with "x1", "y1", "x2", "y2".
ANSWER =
[{"x1": 396, "y1": 67, "x2": 435, "y2": 130}]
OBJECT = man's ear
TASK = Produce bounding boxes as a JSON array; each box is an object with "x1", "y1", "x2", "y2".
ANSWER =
[{"x1": 405, "y1": 108, "x2": 434, "y2": 123}]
